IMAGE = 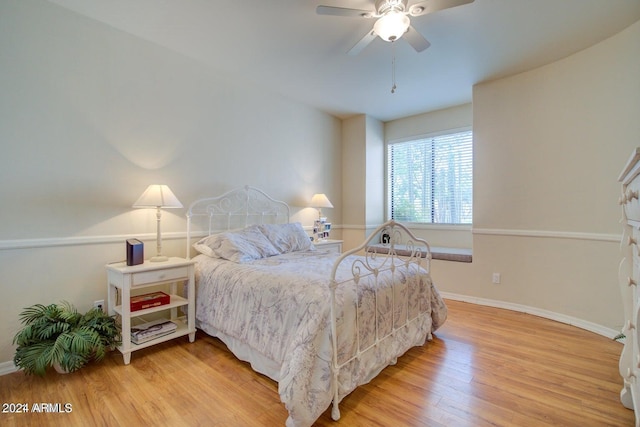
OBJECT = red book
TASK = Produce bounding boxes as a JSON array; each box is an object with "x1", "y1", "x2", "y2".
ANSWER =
[{"x1": 130, "y1": 291, "x2": 170, "y2": 311}]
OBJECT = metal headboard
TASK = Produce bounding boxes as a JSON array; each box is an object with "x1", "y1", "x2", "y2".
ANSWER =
[{"x1": 185, "y1": 185, "x2": 290, "y2": 259}]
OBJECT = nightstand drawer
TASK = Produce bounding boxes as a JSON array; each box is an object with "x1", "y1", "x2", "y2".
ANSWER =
[
  {"x1": 620, "y1": 148, "x2": 640, "y2": 222},
  {"x1": 625, "y1": 173, "x2": 640, "y2": 222},
  {"x1": 321, "y1": 244, "x2": 341, "y2": 254},
  {"x1": 132, "y1": 266, "x2": 189, "y2": 287},
  {"x1": 314, "y1": 239, "x2": 343, "y2": 254}
]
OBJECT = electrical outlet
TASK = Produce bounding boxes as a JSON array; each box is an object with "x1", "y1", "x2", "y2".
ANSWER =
[
  {"x1": 93, "y1": 299, "x2": 105, "y2": 312},
  {"x1": 492, "y1": 273, "x2": 501, "y2": 284}
]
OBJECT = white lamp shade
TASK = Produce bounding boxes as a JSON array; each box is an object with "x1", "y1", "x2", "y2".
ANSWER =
[
  {"x1": 133, "y1": 185, "x2": 183, "y2": 208},
  {"x1": 374, "y1": 11, "x2": 410, "y2": 42},
  {"x1": 310, "y1": 193, "x2": 333, "y2": 209}
]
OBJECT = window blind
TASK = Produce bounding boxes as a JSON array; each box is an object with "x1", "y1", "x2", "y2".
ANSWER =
[{"x1": 388, "y1": 130, "x2": 472, "y2": 224}]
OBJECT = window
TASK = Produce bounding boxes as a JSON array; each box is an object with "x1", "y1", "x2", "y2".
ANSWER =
[{"x1": 387, "y1": 129, "x2": 472, "y2": 225}]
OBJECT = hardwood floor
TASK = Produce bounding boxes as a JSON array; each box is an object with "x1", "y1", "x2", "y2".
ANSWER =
[{"x1": 0, "y1": 300, "x2": 633, "y2": 426}]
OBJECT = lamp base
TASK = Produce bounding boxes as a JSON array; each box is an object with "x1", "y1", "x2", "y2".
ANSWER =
[{"x1": 149, "y1": 255, "x2": 169, "y2": 262}]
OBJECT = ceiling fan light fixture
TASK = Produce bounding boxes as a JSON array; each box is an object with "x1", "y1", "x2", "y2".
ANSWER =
[{"x1": 373, "y1": 11, "x2": 410, "y2": 42}]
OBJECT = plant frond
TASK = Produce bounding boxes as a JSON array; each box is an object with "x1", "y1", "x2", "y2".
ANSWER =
[
  {"x1": 57, "y1": 301, "x2": 81, "y2": 325},
  {"x1": 36, "y1": 321, "x2": 70, "y2": 340},
  {"x1": 14, "y1": 341, "x2": 56, "y2": 376},
  {"x1": 59, "y1": 351, "x2": 88, "y2": 373},
  {"x1": 18, "y1": 304, "x2": 55, "y2": 324}
]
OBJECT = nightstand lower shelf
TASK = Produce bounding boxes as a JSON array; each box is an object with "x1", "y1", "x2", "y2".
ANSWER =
[{"x1": 120, "y1": 318, "x2": 195, "y2": 358}]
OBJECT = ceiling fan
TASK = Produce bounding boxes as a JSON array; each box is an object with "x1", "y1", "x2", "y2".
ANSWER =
[{"x1": 317, "y1": 0, "x2": 474, "y2": 56}]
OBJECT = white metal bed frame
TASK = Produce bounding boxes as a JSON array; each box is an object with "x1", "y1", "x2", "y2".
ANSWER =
[{"x1": 186, "y1": 186, "x2": 433, "y2": 422}]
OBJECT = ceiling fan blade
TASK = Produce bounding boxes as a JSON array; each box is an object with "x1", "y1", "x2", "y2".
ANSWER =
[
  {"x1": 404, "y1": 25, "x2": 431, "y2": 52},
  {"x1": 408, "y1": 0, "x2": 474, "y2": 17},
  {"x1": 347, "y1": 29, "x2": 377, "y2": 56},
  {"x1": 316, "y1": 5, "x2": 374, "y2": 18}
]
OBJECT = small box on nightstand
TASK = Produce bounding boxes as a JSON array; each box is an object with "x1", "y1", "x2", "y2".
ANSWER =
[{"x1": 126, "y1": 239, "x2": 144, "y2": 266}]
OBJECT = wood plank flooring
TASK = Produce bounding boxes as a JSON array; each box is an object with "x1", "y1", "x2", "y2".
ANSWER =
[{"x1": 0, "y1": 300, "x2": 633, "y2": 426}]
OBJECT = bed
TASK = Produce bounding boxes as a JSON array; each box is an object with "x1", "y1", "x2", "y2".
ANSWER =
[{"x1": 186, "y1": 186, "x2": 447, "y2": 427}]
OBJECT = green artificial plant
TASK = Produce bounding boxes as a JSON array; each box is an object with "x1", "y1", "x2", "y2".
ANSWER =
[{"x1": 13, "y1": 301, "x2": 121, "y2": 376}]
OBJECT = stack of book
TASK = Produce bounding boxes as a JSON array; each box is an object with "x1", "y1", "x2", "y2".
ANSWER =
[{"x1": 131, "y1": 319, "x2": 177, "y2": 344}]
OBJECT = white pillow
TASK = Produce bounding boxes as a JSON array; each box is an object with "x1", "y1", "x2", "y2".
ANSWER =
[
  {"x1": 258, "y1": 222, "x2": 313, "y2": 253},
  {"x1": 193, "y1": 225, "x2": 280, "y2": 262}
]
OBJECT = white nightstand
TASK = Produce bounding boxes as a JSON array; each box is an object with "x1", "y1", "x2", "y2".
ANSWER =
[
  {"x1": 106, "y1": 257, "x2": 196, "y2": 365},
  {"x1": 314, "y1": 239, "x2": 343, "y2": 253}
]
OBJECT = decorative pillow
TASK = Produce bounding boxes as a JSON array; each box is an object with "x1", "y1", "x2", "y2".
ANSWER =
[
  {"x1": 193, "y1": 225, "x2": 280, "y2": 262},
  {"x1": 259, "y1": 222, "x2": 314, "y2": 254}
]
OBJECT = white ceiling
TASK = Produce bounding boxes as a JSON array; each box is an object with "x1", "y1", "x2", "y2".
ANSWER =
[{"x1": 48, "y1": 0, "x2": 640, "y2": 122}]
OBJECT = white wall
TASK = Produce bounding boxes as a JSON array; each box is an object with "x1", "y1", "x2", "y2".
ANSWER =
[
  {"x1": 365, "y1": 116, "x2": 385, "y2": 228},
  {"x1": 341, "y1": 115, "x2": 366, "y2": 249},
  {"x1": 0, "y1": 1, "x2": 342, "y2": 366},
  {"x1": 341, "y1": 115, "x2": 385, "y2": 249},
  {"x1": 434, "y1": 19, "x2": 640, "y2": 334}
]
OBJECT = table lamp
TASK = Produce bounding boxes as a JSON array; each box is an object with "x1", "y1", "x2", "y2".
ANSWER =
[
  {"x1": 133, "y1": 184, "x2": 183, "y2": 262},
  {"x1": 310, "y1": 193, "x2": 333, "y2": 220}
]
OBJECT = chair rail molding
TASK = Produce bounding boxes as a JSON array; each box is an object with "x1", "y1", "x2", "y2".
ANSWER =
[
  {"x1": 472, "y1": 228, "x2": 619, "y2": 243},
  {"x1": 0, "y1": 232, "x2": 187, "y2": 251}
]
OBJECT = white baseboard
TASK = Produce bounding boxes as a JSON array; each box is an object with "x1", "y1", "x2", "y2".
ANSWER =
[
  {"x1": 440, "y1": 292, "x2": 620, "y2": 339},
  {"x1": 0, "y1": 360, "x2": 18, "y2": 376}
]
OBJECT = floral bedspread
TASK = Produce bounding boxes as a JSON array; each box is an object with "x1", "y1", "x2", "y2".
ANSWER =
[{"x1": 194, "y1": 249, "x2": 447, "y2": 427}]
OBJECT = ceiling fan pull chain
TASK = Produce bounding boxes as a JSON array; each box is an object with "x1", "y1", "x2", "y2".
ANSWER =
[{"x1": 391, "y1": 42, "x2": 397, "y2": 93}]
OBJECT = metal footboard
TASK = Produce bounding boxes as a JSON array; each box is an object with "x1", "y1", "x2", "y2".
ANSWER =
[{"x1": 328, "y1": 220, "x2": 432, "y2": 420}]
